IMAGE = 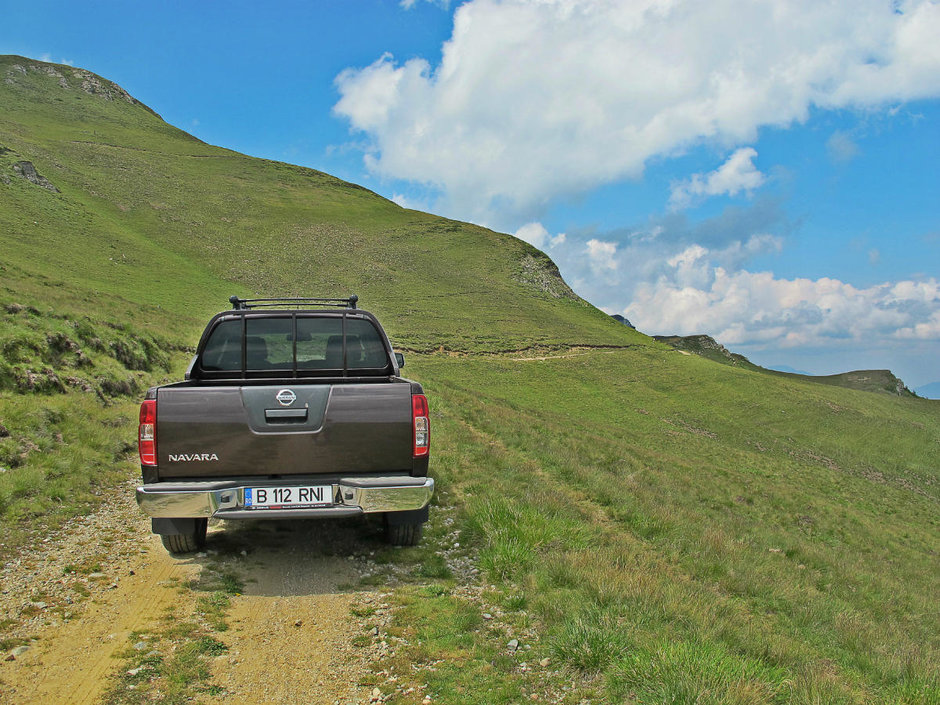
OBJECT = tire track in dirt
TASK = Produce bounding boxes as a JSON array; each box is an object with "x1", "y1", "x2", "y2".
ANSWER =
[
  {"x1": 197, "y1": 519, "x2": 386, "y2": 705},
  {"x1": 1, "y1": 480, "x2": 391, "y2": 705},
  {"x1": 1, "y1": 532, "x2": 200, "y2": 704}
]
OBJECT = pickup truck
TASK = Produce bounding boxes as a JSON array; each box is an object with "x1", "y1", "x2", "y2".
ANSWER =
[{"x1": 135, "y1": 295, "x2": 433, "y2": 554}]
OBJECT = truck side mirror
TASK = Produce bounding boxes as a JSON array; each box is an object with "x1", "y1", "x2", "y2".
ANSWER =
[
  {"x1": 184, "y1": 354, "x2": 198, "y2": 380},
  {"x1": 394, "y1": 352, "x2": 405, "y2": 369}
]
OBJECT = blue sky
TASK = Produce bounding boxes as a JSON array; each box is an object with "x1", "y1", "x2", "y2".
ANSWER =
[{"x1": 3, "y1": 0, "x2": 939, "y2": 389}]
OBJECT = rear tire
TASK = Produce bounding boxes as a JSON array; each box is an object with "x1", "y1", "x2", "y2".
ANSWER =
[
  {"x1": 160, "y1": 518, "x2": 208, "y2": 554},
  {"x1": 386, "y1": 521, "x2": 424, "y2": 546}
]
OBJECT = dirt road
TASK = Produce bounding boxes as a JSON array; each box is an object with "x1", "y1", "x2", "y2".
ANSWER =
[
  {"x1": 201, "y1": 519, "x2": 388, "y2": 705},
  {"x1": 0, "y1": 480, "x2": 390, "y2": 704},
  {"x1": 0, "y1": 530, "x2": 199, "y2": 704}
]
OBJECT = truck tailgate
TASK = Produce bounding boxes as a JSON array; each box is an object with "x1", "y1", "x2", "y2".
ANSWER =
[{"x1": 155, "y1": 382, "x2": 414, "y2": 479}]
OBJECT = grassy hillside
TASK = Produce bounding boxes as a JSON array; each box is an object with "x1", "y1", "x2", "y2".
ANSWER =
[
  {"x1": 1, "y1": 56, "x2": 938, "y2": 703},
  {"x1": 398, "y1": 349, "x2": 938, "y2": 703},
  {"x1": 0, "y1": 55, "x2": 633, "y2": 352}
]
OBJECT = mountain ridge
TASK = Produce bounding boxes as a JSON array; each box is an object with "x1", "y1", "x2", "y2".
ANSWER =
[
  {"x1": 3, "y1": 54, "x2": 162, "y2": 118},
  {"x1": 654, "y1": 332, "x2": 915, "y2": 396}
]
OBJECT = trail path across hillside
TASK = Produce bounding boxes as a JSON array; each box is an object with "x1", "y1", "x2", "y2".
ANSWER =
[{"x1": 0, "y1": 478, "x2": 386, "y2": 704}]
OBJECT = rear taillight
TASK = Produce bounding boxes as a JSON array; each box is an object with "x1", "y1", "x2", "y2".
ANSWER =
[
  {"x1": 138, "y1": 399, "x2": 157, "y2": 466},
  {"x1": 412, "y1": 394, "x2": 430, "y2": 458}
]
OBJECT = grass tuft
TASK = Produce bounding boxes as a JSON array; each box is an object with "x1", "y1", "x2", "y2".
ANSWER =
[{"x1": 549, "y1": 607, "x2": 633, "y2": 672}]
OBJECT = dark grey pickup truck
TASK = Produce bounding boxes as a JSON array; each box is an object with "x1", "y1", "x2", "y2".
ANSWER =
[{"x1": 136, "y1": 295, "x2": 432, "y2": 554}]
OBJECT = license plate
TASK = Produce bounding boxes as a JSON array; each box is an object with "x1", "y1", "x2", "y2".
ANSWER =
[{"x1": 244, "y1": 485, "x2": 332, "y2": 509}]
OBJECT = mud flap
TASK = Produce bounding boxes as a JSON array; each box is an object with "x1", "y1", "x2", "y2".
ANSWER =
[
  {"x1": 152, "y1": 517, "x2": 201, "y2": 535},
  {"x1": 385, "y1": 505, "x2": 429, "y2": 526}
]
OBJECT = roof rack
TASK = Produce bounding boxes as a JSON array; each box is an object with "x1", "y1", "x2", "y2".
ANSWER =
[{"x1": 229, "y1": 295, "x2": 358, "y2": 311}]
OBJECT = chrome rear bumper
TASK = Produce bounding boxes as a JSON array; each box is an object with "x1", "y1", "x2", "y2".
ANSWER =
[{"x1": 136, "y1": 476, "x2": 434, "y2": 519}]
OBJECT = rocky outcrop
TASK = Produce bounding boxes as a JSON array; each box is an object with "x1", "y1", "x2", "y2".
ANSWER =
[
  {"x1": 611, "y1": 314, "x2": 634, "y2": 328},
  {"x1": 654, "y1": 334, "x2": 744, "y2": 363},
  {"x1": 12, "y1": 161, "x2": 59, "y2": 192},
  {"x1": 71, "y1": 67, "x2": 136, "y2": 103},
  {"x1": 2, "y1": 56, "x2": 161, "y2": 118},
  {"x1": 515, "y1": 253, "x2": 578, "y2": 300}
]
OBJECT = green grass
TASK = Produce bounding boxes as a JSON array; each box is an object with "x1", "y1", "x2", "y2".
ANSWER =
[
  {"x1": 384, "y1": 351, "x2": 939, "y2": 703},
  {"x1": 382, "y1": 586, "x2": 530, "y2": 705},
  {"x1": 0, "y1": 296, "x2": 189, "y2": 553},
  {"x1": 190, "y1": 564, "x2": 243, "y2": 632},
  {"x1": 103, "y1": 628, "x2": 229, "y2": 705}
]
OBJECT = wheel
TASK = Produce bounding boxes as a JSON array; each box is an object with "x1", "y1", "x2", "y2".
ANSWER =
[
  {"x1": 160, "y1": 518, "x2": 208, "y2": 554},
  {"x1": 386, "y1": 521, "x2": 424, "y2": 546}
]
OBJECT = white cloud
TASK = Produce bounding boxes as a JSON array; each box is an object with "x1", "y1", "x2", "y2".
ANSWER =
[
  {"x1": 514, "y1": 222, "x2": 565, "y2": 250},
  {"x1": 549, "y1": 202, "x2": 787, "y2": 295},
  {"x1": 585, "y1": 238, "x2": 619, "y2": 273},
  {"x1": 532, "y1": 202, "x2": 938, "y2": 355},
  {"x1": 888, "y1": 279, "x2": 940, "y2": 303},
  {"x1": 669, "y1": 148, "x2": 766, "y2": 210},
  {"x1": 390, "y1": 192, "x2": 429, "y2": 211},
  {"x1": 334, "y1": 0, "x2": 940, "y2": 222},
  {"x1": 896, "y1": 310, "x2": 940, "y2": 339},
  {"x1": 620, "y1": 249, "x2": 940, "y2": 346}
]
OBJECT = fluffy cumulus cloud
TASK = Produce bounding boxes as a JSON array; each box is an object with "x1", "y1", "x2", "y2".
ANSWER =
[
  {"x1": 620, "y1": 249, "x2": 940, "y2": 348},
  {"x1": 521, "y1": 203, "x2": 940, "y2": 355},
  {"x1": 897, "y1": 309, "x2": 940, "y2": 339},
  {"x1": 586, "y1": 238, "x2": 618, "y2": 273},
  {"x1": 669, "y1": 148, "x2": 766, "y2": 210},
  {"x1": 549, "y1": 199, "x2": 789, "y2": 296},
  {"x1": 335, "y1": 0, "x2": 940, "y2": 221},
  {"x1": 514, "y1": 222, "x2": 566, "y2": 250}
]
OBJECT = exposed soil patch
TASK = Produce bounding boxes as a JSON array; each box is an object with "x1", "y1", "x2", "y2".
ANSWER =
[
  {"x1": 199, "y1": 518, "x2": 390, "y2": 704},
  {"x1": 0, "y1": 478, "x2": 200, "y2": 704},
  {"x1": 0, "y1": 482, "x2": 410, "y2": 704}
]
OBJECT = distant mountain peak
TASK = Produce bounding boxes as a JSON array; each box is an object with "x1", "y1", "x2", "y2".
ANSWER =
[
  {"x1": 653, "y1": 333, "x2": 750, "y2": 366},
  {"x1": 1, "y1": 55, "x2": 160, "y2": 118},
  {"x1": 655, "y1": 333, "x2": 915, "y2": 397}
]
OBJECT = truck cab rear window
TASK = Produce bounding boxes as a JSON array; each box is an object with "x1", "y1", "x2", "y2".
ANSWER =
[
  {"x1": 199, "y1": 315, "x2": 391, "y2": 375},
  {"x1": 201, "y1": 320, "x2": 241, "y2": 371}
]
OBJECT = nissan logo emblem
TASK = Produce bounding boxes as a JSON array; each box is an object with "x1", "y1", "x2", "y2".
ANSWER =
[{"x1": 276, "y1": 389, "x2": 297, "y2": 406}]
